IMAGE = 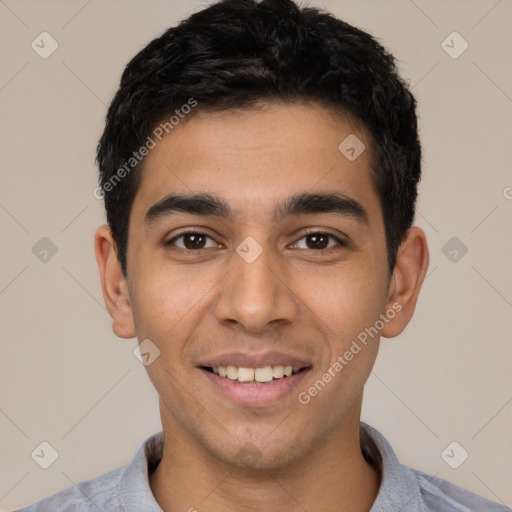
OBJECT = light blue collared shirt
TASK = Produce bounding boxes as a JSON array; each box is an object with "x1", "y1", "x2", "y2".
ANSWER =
[{"x1": 16, "y1": 423, "x2": 510, "y2": 511}]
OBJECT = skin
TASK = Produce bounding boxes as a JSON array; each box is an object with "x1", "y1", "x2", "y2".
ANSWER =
[{"x1": 95, "y1": 101, "x2": 429, "y2": 512}]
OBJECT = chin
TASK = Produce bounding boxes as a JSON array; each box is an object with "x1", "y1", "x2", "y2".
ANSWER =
[{"x1": 212, "y1": 433, "x2": 308, "y2": 472}]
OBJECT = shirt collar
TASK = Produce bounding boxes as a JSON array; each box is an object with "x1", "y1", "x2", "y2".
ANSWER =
[
  {"x1": 361, "y1": 422, "x2": 429, "y2": 511},
  {"x1": 118, "y1": 432, "x2": 164, "y2": 511}
]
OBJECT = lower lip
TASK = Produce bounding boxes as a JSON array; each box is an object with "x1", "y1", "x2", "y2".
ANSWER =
[{"x1": 200, "y1": 368, "x2": 311, "y2": 407}]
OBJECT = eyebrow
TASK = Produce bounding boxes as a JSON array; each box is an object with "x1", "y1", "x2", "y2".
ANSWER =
[{"x1": 144, "y1": 191, "x2": 368, "y2": 226}]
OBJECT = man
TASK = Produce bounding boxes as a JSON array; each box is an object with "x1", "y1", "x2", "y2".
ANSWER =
[{"x1": 17, "y1": 0, "x2": 509, "y2": 510}]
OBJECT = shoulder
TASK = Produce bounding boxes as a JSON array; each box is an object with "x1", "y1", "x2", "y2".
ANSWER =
[
  {"x1": 412, "y1": 468, "x2": 511, "y2": 512},
  {"x1": 14, "y1": 466, "x2": 124, "y2": 512},
  {"x1": 360, "y1": 423, "x2": 510, "y2": 512},
  {"x1": 14, "y1": 431, "x2": 164, "y2": 512}
]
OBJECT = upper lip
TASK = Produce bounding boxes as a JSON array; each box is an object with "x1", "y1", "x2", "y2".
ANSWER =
[{"x1": 197, "y1": 351, "x2": 313, "y2": 369}]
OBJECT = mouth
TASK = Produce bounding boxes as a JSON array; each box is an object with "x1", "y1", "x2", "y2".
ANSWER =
[
  {"x1": 198, "y1": 358, "x2": 312, "y2": 406},
  {"x1": 200, "y1": 364, "x2": 310, "y2": 385}
]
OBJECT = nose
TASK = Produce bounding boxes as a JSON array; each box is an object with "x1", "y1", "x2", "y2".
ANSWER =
[{"x1": 214, "y1": 242, "x2": 299, "y2": 333}]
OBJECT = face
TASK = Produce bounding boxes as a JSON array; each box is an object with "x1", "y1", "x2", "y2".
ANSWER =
[{"x1": 107, "y1": 102, "x2": 411, "y2": 469}]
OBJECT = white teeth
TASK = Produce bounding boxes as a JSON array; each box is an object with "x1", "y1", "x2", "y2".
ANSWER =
[
  {"x1": 255, "y1": 366, "x2": 273, "y2": 382},
  {"x1": 272, "y1": 365, "x2": 284, "y2": 378},
  {"x1": 209, "y1": 364, "x2": 303, "y2": 383},
  {"x1": 226, "y1": 365, "x2": 238, "y2": 380},
  {"x1": 237, "y1": 367, "x2": 255, "y2": 382}
]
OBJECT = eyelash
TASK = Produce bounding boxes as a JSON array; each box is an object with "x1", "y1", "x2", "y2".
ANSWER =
[{"x1": 165, "y1": 230, "x2": 347, "y2": 254}]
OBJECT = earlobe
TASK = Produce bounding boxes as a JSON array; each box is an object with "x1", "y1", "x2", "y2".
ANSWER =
[
  {"x1": 381, "y1": 226, "x2": 429, "y2": 339},
  {"x1": 94, "y1": 225, "x2": 136, "y2": 339}
]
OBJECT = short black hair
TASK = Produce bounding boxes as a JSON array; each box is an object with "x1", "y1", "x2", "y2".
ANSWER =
[{"x1": 96, "y1": 0, "x2": 421, "y2": 276}]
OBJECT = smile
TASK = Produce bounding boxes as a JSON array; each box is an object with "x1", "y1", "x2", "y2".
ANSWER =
[
  {"x1": 200, "y1": 365, "x2": 311, "y2": 406},
  {"x1": 203, "y1": 364, "x2": 305, "y2": 384}
]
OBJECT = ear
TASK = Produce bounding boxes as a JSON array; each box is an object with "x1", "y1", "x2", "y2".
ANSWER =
[
  {"x1": 94, "y1": 225, "x2": 136, "y2": 339},
  {"x1": 381, "y1": 226, "x2": 429, "y2": 338}
]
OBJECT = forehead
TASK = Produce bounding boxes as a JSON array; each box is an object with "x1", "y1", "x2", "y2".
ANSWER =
[{"x1": 131, "y1": 102, "x2": 380, "y2": 223}]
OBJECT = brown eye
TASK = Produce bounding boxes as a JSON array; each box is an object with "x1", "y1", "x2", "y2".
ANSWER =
[
  {"x1": 293, "y1": 232, "x2": 344, "y2": 251},
  {"x1": 305, "y1": 233, "x2": 330, "y2": 249},
  {"x1": 183, "y1": 233, "x2": 206, "y2": 249},
  {"x1": 167, "y1": 232, "x2": 217, "y2": 251}
]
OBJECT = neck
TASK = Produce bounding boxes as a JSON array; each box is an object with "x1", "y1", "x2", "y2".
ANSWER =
[{"x1": 149, "y1": 408, "x2": 381, "y2": 512}]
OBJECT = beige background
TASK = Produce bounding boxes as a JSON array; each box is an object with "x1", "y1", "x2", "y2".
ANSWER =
[{"x1": 1, "y1": 0, "x2": 511, "y2": 510}]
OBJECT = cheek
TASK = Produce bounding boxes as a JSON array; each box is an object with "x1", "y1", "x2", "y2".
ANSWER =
[
  {"x1": 294, "y1": 261, "x2": 388, "y2": 340},
  {"x1": 129, "y1": 259, "x2": 225, "y2": 353},
  {"x1": 129, "y1": 266, "x2": 192, "y2": 342},
  {"x1": 297, "y1": 272, "x2": 384, "y2": 423}
]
